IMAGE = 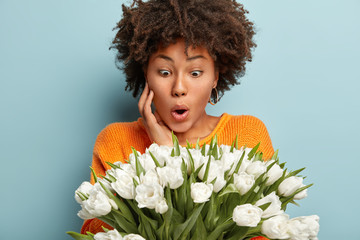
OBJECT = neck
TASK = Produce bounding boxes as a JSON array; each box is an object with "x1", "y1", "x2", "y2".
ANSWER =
[{"x1": 175, "y1": 113, "x2": 220, "y2": 145}]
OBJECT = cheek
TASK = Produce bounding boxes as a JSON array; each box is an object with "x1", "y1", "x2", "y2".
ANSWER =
[{"x1": 151, "y1": 87, "x2": 170, "y2": 114}]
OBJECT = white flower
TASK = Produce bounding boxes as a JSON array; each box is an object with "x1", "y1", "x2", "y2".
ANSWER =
[
  {"x1": 278, "y1": 176, "x2": 304, "y2": 197},
  {"x1": 111, "y1": 168, "x2": 136, "y2": 199},
  {"x1": 198, "y1": 159, "x2": 226, "y2": 192},
  {"x1": 135, "y1": 183, "x2": 164, "y2": 209},
  {"x1": 288, "y1": 215, "x2": 320, "y2": 240},
  {"x1": 220, "y1": 151, "x2": 238, "y2": 173},
  {"x1": 77, "y1": 208, "x2": 94, "y2": 220},
  {"x1": 293, "y1": 184, "x2": 308, "y2": 200},
  {"x1": 123, "y1": 234, "x2": 146, "y2": 240},
  {"x1": 164, "y1": 156, "x2": 183, "y2": 169},
  {"x1": 246, "y1": 160, "x2": 266, "y2": 179},
  {"x1": 219, "y1": 144, "x2": 232, "y2": 154},
  {"x1": 146, "y1": 143, "x2": 172, "y2": 166},
  {"x1": 94, "y1": 229, "x2": 123, "y2": 240},
  {"x1": 190, "y1": 182, "x2": 213, "y2": 203},
  {"x1": 193, "y1": 155, "x2": 208, "y2": 172},
  {"x1": 119, "y1": 163, "x2": 137, "y2": 176},
  {"x1": 157, "y1": 166, "x2": 184, "y2": 189},
  {"x1": 255, "y1": 192, "x2": 284, "y2": 218},
  {"x1": 80, "y1": 183, "x2": 113, "y2": 219},
  {"x1": 265, "y1": 160, "x2": 284, "y2": 186},
  {"x1": 261, "y1": 214, "x2": 290, "y2": 239},
  {"x1": 140, "y1": 169, "x2": 160, "y2": 185},
  {"x1": 138, "y1": 153, "x2": 157, "y2": 172},
  {"x1": 75, "y1": 181, "x2": 93, "y2": 204},
  {"x1": 155, "y1": 198, "x2": 168, "y2": 214},
  {"x1": 233, "y1": 172, "x2": 255, "y2": 195},
  {"x1": 182, "y1": 148, "x2": 202, "y2": 173},
  {"x1": 232, "y1": 204, "x2": 263, "y2": 227},
  {"x1": 222, "y1": 148, "x2": 252, "y2": 175}
]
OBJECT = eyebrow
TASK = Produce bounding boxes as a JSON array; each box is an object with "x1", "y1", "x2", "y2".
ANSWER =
[{"x1": 155, "y1": 54, "x2": 207, "y2": 62}]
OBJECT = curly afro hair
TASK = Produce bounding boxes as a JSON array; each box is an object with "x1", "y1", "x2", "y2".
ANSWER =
[{"x1": 111, "y1": 0, "x2": 256, "y2": 101}]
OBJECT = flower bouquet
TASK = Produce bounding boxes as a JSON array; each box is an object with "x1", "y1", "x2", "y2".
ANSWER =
[{"x1": 67, "y1": 134, "x2": 319, "y2": 240}]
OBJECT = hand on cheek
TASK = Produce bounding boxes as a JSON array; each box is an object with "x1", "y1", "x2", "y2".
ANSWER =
[{"x1": 138, "y1": 83, "x2": 173, "y2": 146}]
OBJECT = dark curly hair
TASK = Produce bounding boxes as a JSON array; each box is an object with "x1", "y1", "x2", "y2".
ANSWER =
[{"x1": 111, "y1": 0, "x2": 256, "y2": 101}]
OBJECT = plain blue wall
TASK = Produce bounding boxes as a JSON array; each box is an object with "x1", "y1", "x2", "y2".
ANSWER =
[{"x1": 1, "y1": 0, "x2": 359, "y2": 239}]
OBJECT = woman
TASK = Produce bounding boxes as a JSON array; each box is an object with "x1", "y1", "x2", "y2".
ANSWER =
[{"x1": 81, "y1": 0, "x2": 274, "y2": 238}]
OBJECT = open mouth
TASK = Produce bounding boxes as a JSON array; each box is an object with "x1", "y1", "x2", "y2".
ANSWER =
[
  {"x1": 171, "y1": 106, "x2": 189, "y2": 121},
  {"x1": 175, "y1": 109, "x2": 187, "y2": 115}
]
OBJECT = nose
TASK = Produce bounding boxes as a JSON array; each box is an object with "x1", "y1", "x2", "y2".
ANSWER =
[{"x1": 171, "y1": 74, "x2": 187, "y2": 97}]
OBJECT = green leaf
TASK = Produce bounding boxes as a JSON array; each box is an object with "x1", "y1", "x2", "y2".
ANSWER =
[
  {"x1": 204, "y1": 194, "x2": 218, "y2": 231},
  {"x1": 257, "y1": 202, "x2": 271, "y2": 211},
  {"x1": 164, "y1": 187, "x2": 173, "y2": 239},
  {"x1": 248, "y1": 177, "x2": 269, "y2": 204},
  {"x1": 247, "y1": 142, "x2": 260, "y2": 160},
  {"x1": 218, "y1": 184, "x2": 240, "y2": 198},
  {"x1": 139, "y1": 213, "x2": 157, "y2": 239},
  {"x1": 191, "y1": 217, "x2": 208, "y2": 240},
  {"x1": 212, "y1": 142, "x2": 219, "y2": 159},
  {"x1": 239, "y1": 172, "x2": 267, "y2": 204},
  {"x1": 287, "y1": 167, "x2": 306, "y2": 177},
  {"x1": 281, "y1": 183, "x2": 314, "y2": 209},
  {"x1": 76, "y1": 192, "x2": 87, "y2": 201},
  {"x1": 106, "y1": 161, "x2": 120, "y2": 169},
  {"x1": 207, "y1": 219, "x2": 234, "y2": 240},
  {"x1": 195, "y1": 138, "x2": 200, "y2": 150},
  {"x1": 186, "y1": 148, "x2": 195, "y2": 173},
  {"x1": 90, "y1": 167, "x2": 98, "y2": 183},
  {"x1": 66, "y1": 232, "x2": 93, "y2": 240},
  {"x1": 231, "y1": 151, "x2": 246, "y2": 178},
  {"x1": 132, "y1": 147, "x2": 145, "y2": 176},
  {"x1": 125, "y1": 201, "x2": 157, "y2": 239},
  {"x1": 186, "y1": 139, "x2": 192, "y2": 149},
  {"x1": 224, "y1": 163, "x2": 234, "y2": 180},
  {"x1": 176, "y1": 159, "x2": 188, "y2": 216},
  {"x1": 148, "y1": 151, "x2": 161, "y2": 167},
  {"x1": 111, "y1": 211, "x2": 139, "y2": 234},
  {"x1": 194, "y1": 163, "x2": 205, "y2": 179},
  {"x1": 227, "y1": 226, "x2": 250, "y2": 240},
  {"x1": 201, "y1": 143, "x2": 206, "y2": 156},
  {"x1": 271, "y1": 149, "x2": 279, "y2": 160},
  {"x1": 203, "y1": 155, "x2": 212, "y2": 182},
  {"x1": 230, "y1": 135, "x2": 237, "y2": 153},
  {"x1": 98, "y1": 181, "x2": 136, "y2": 225},
  {"x1": 186, "y1": 173, "x2": 195, "y2": 215},
  {"x1": 173, "y1": 203, "x2": 205, "y2": 240},
  {"x1": 172, "y1": 132, "x2": 181, "y2": 156},
  {"x1": 279, "y1": 162, "x2": 286, "y2": 169},
  {"x1": 99, "y1": 175, "x2": 113, "y2": 183}
]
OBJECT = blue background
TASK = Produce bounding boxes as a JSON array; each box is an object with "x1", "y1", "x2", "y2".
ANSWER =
[{"x1": 1, "y1": 0, "x2": 359, "y2": 239}]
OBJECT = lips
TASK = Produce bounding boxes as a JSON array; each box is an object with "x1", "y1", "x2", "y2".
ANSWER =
[{"x1": 171, "y1": 105, "x2": 189, "y2": 121}]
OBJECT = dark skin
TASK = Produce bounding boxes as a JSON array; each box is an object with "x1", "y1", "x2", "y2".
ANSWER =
[{"x1": 138, "y1": 39, "x2": 220, "y2": 146}]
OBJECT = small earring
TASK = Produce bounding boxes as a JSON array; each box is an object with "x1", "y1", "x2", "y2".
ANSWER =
[{"x1": 209, "y1": 87, "x2": 219, "y2": 105}]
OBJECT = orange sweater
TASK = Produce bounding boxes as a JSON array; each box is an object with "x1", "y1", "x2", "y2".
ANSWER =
[{"x1": 81, "y1": 113, "x2": 274, "y2": 239}]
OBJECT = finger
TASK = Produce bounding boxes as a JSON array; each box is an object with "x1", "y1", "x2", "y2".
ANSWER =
[
  {"x1": 154, "y1": 111, "x2": 165, "y2": 126},
  {"x1": 138, "y1": 83, "x2": 149, "y2": 118},
  {"x1": 143, "y1": 90, "x2": 157, "y2": 124}
]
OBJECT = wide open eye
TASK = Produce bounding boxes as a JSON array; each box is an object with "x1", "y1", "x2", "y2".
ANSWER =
[
  {"x1": 159, "y1": 70, "x2": 171, "y2": 77},
  {"x1": 190, "y1": 70, "x2": 203, "y2": 77}
]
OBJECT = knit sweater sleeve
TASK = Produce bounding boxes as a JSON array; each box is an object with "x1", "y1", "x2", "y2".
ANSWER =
[
  {"x1": 81, "y1": 121, "x2": 150, "y2": 234},
  {"x1": 232, "y1": 115, "x2": 274, "y2": 160}
]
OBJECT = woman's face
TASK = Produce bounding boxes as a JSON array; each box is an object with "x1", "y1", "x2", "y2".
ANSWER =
[{"x1": 145, "y1": 39, "x2": 218, "y2": 133}]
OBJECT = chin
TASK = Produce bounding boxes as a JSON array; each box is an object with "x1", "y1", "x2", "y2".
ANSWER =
[{"x1": 167, "y1": 121, "x2": 192, "y2": 134}]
